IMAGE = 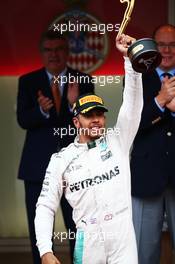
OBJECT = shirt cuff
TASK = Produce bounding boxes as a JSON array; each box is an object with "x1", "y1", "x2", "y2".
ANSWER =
[
  {"x1": 154, "y1": 97, "x2": 165, "y2": 112},
  {"x1": 40, "y1": 106, "x2": 50, "y2": 119},
  {"x1": 68, "y1": 104, "x2": 73, "y2": 112}
]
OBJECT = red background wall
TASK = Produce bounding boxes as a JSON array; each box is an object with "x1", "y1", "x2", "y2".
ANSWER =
[{"x1": 0, "y1": 0, "x2": 168, "y2": 76}]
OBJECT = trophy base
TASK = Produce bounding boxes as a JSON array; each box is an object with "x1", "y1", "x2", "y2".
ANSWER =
[{"x1": 127, "y1": 38, "x2": 162, "y2": 73}]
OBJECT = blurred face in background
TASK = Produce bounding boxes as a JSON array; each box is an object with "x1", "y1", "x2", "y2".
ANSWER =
[
  {"x1": 155, "y1": 26, "x2": 175, "y2": 71},
  {"x1": 41, "y1": 38, "x2": 69, "y2": 75}
]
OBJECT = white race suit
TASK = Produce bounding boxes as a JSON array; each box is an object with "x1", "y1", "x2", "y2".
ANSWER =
[{"x1": 35, "y1": 57, "x2": 143, "y2": 264}]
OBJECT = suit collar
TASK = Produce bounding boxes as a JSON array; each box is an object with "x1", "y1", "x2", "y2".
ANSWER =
[{"x1": 45, "y1": 67, "x2": 68, "y2": 83}]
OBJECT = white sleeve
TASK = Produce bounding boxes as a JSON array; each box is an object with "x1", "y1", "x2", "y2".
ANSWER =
[
  {"x1": 34, "y1": 153, "x2": 64, "y2": 257},
  {"x1": 115, "y1": 57, "x2": 143, "y2": 152}
]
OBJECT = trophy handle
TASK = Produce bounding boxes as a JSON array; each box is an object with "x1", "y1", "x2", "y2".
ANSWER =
[{"x1": 117, "y1": 0, "x2": 135, "y2": 36}]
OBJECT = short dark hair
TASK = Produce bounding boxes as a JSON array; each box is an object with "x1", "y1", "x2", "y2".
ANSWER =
[
  {"x1": 39, "y1": 29, "x2": 68, "y2": 51},
  {"x1": 152, "y1": 24, "x2": 175, "y2": 39}
]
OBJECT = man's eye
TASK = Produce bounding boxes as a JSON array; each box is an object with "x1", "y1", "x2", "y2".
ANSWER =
[
  {"x1": 157, "y1": 42, "x2": 175, "y2": 49},
  {"x1": 43, "y1": 48, "x2": 51, "y2": 52},
  {"x1": 84, "y1": 112, "x2": 92, "y2": 118},
  {"x1": 43, "y1": 47, "x2": 66, "y2": 52}
]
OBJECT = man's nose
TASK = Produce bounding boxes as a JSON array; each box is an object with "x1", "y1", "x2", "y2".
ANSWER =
[
  {"x1": 50, "y1": 48, "x2": 59, "y2": 55},
  {"x1": 163, "y1": 45, "x2": 171, "y2": 52},
  {"x1": 51, "y1": 50, "x2": 57, "y2": 55},
  {"x1": 92, "y1": 115, "x2": 100, "y2": 122}
]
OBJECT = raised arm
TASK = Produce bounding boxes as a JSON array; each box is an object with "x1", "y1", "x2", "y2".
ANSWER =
[{"x1": 115, "y1": 34, "x2": 143, "y2": 152}]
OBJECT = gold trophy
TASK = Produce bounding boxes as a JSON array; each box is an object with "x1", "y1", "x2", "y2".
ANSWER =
[{"x1": 118, "y1": 0, "x2": 162, "y2": 73}]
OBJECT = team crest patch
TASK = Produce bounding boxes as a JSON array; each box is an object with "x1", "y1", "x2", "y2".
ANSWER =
[{"x1": 49, "y1": 9, "x2": 109, "y2": 73}]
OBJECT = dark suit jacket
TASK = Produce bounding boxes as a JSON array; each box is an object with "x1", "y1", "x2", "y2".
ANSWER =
[
  {"x1": 130, "y1": 70, "x2": 175, "y2": 198},
  {"x1": 17, "y1": 67, "x2": 94, "y2": 182}
]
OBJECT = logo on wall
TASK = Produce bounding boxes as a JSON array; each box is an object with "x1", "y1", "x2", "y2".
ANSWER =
[{"x1": 50, "y1": 10, "x2": 109, "y2": 73}]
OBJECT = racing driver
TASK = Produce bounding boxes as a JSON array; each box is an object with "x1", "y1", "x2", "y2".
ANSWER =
[{"x1": 35, "y1": 34, "x2": 143, "y2": 264}]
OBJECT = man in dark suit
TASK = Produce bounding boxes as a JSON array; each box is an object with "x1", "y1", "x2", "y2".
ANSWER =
[
  {"x1": 130, "y1": 24, "x2": 175, "y2": 264},
  {"x1": 17, "y1": 30, "x2": 94, "y2": 264}
]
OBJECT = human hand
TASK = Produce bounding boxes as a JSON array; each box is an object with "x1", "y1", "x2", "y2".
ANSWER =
[
  {"x1": 38, "y1": 90, "x2": 54, "y2": 113},
  {"x1": 156, "y1": 76, "x2": 175, "y2": 108},
  {"x1": 116, "y1": 34, "x2": 136, "y2": 57},
  {"x1": 166, "y1": 96, "x2": 175, "y2": 112},
  {"x1": 67, "y1": 81, "x2": 79, "y2": 106},
  {"x1": 41, "y1": 252, "x2": 61, "y2": 264}
]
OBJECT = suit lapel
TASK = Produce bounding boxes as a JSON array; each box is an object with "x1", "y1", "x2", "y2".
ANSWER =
[
  {"x1": 38, "y1": 68, "x2": 53, "y2": 98},
  {"x1": 143, "y1": 70, "x2": 162, "y2": 97}
]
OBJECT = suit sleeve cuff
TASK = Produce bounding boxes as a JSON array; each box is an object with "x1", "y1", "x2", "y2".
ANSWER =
[
  {"x1": 154, "y1": 97, "x2": 165, "y2": 112},
  {"x1": 39, "y1": 106, "x2": 50, "y2": 119}
]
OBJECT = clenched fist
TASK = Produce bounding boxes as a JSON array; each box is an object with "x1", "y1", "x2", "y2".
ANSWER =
[{"x1": 116, "y1": 34, "x2": 136, "y2": 57}]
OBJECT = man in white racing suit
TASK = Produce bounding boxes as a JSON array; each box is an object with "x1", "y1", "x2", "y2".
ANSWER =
[{"x1": 35, "y1": 34, "x2": 143, "y2": 264}]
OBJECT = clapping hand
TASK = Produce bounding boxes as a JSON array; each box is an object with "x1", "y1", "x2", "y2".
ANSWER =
[{"x1": 38, "y1": 90, "x2": 53, "y2": 113}]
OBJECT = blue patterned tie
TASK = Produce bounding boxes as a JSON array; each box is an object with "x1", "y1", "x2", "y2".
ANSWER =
[{"x1": 161, "y1": 72, "x2": 173, "y2": 79}]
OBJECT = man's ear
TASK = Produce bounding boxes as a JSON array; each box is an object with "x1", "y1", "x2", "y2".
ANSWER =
[{"x1": 73, "y1": 117, "x2": 80, "y2": 129}]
